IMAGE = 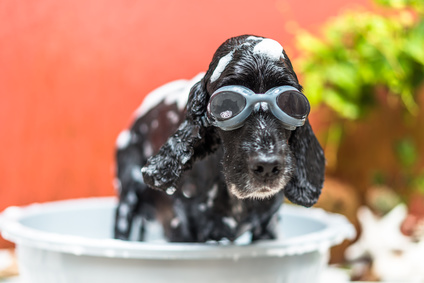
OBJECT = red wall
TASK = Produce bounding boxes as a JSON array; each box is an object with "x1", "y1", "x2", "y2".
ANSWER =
[{"x1": 0, "y1": 0, "x2": 368, "y2": 246}]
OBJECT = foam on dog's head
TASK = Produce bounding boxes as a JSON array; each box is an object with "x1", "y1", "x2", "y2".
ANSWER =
[
  {"x1": 210, "y1": 51, "x2": 234, "y2": 83},
  {"x1": 210, "y1": 37, "x2": 285, "y2": 84},
  {"x1": 253, "y1": 38, "x2": 284, "y2": 61}
]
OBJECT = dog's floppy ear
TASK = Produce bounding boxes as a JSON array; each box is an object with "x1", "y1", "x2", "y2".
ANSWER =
[
  {"x1": 141, "y1": 81, "x2": 219, "y2": 192},
  {"x1": 284, "y1": 120, "x2": 325, "y2": 207}
]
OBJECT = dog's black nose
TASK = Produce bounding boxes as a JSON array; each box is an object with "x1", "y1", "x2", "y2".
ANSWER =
[{"x1": 249, "y1": 154, "x2": 283, "y2": 180}]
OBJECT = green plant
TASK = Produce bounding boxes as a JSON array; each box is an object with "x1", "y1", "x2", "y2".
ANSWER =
[
  {"x1": 295, "y1": 0, "x2": 424, "y2": 197},
  {"x1": 296, "y1": 0, "x2": 424, "y2": 120}
]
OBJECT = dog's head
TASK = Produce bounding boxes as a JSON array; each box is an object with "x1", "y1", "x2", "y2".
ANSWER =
[{"x1": 142, "y1": 35, "x2": 325, "y2": 207}]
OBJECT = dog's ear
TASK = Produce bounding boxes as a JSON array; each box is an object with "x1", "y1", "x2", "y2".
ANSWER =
[
  {"x1": 284, "y1": 120, "x2": 325, "y2": 207},
  {"x1": 141, "y1": 81, "x2": 219, "y2": 192}
]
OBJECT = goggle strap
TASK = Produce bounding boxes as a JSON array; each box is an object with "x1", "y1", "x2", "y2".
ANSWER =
[{"x1": 200, "y1": 115, "x2": 212, "y2": 127}]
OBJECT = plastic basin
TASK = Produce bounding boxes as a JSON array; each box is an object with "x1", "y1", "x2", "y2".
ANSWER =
[{"x1": 0, "y1": 197, "x2": 355, "y2": 283}]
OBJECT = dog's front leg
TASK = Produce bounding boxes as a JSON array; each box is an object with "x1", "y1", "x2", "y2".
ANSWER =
[{"x1": 251, "y1": 213, "x2": 279, "y2": 241}]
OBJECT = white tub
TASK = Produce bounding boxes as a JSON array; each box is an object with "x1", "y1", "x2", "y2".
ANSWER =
[{"x1": 0, "y1": 197, "x2": 354, "y2": 283}]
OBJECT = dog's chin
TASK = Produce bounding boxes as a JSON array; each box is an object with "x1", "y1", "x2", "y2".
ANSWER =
[{"x1": 228, "y1": 183, "x2": 283, "y2": 200}]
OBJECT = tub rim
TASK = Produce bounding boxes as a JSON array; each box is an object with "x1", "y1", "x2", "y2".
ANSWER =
[{"x1": 0, "y1": 197, "x2": 355, "y2": 260}]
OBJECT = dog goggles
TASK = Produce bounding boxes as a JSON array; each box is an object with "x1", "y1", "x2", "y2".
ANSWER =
[{"x1": 206, "y1": 85, "x2": 310, "y2": 131}]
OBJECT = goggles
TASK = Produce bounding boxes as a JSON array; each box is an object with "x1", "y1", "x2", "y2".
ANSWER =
[{"x1": 206, "y1": 85, "x2": 310, "y2": 131}]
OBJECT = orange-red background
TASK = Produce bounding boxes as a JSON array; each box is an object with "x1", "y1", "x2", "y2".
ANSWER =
[{"x1": 0, "y1": 0, "x2": 368, "y2": 247}]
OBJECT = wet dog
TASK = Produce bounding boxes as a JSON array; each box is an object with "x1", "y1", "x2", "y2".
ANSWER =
[{"x1": 114, "y1": 35, "x2": 325, "y2": 242}]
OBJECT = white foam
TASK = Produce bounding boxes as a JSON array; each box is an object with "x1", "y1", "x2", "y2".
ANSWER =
[
  {"x1": 166, "y1": 187, "x2": 176, "y2": 195},
  {"x1": 166, "y1": 110, "x2": 180, "y2": 124},
  {"x1": 207, "y1": 184, "x2": 218, "y2": 207},
  {"x1": 170, "y1": 218, "x2": 180, "y2": 228},
  {"x1": 134, "y1": 80, "x2": 187, "y2": 118},
  {"x1": 165, "y1": 73, "x2": 205, "y2": 111},
  {"x1": 210, "y1": 51, "x2": 234, "y2": 83},
  {"x1": 253, "y1": 38, "x2": 284, "y2": 61},
  {"x1": 135, "y1": 73, "x2": 205, "y2": 118},
  {"x1": 143, "y1": 143, "x2": 153, "y2": 157},
  {"x1": 118, "y1": 203, "x2": 130, "y2": 216},
  {"x1": 246, "y1": 36, "x2": 263, "y2": 41},
  {"x1": 240, "y1": 36, "x2": 263, "y2": 48},
  {"x1": 131, "y1": 167, "x2": 144, "y2": 183},
  {"x1": 222, "y1": 217, "x2": 237, "y2": 229},
  {"x1": 126, "y1": 190, "x2": 138, "y2": 204},
  {"x1": 150, "y1": 119, "x2": 159, "y2": 129},
  {"x1": 116, "y1": 130, "x2": 131, "y2": 149}
]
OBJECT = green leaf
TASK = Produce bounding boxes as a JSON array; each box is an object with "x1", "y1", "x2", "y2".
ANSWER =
[
  {"x1": 395, "y1": 138, "x2": 418, "y2": 168},
  {"x1": 295, "y1": 0, "x2": 424, "y2": 119},
  {"x1": 323, "y1": 89, "x2": 360, "y2": 119},
  {"x1": 302, "y1": 72, "x2": 324, "y2": 106}
]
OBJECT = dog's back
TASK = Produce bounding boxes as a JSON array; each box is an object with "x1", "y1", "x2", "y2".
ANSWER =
[{"x1": 114, "y1": 75, "x2": 200, "y2": 240}]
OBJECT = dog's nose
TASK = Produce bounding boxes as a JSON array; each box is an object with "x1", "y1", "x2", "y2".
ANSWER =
[{"x1": 249, "y1": 154, "x2": 283, "y2": 180}]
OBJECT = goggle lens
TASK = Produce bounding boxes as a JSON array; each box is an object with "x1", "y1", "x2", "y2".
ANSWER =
[
  {"x1": 276, "y1": 91, "x2": 310, "y2": 119},
  {"x1": 207, "y1": 85, "x2": 310, "y2": 131},
  {"x1": 210, "y1": 91, "x2": 246, "y2": 121}
]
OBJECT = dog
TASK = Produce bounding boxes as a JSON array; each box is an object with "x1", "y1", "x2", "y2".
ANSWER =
[{"x1": 114, "y1": 35, "x2": 325, "y2": 242}]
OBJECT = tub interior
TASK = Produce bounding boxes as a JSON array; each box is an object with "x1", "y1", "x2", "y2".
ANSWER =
[
  {"x1": 20, "y1": 205, "x2": 114, "y2": 239},
  {"x1": 17, "y1": 199, "x2": 326, "y2": 242}
]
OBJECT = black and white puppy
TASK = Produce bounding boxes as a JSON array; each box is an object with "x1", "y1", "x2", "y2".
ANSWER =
[{"x1": 114, "y1": 35, "x2": 325, "y2": 242}]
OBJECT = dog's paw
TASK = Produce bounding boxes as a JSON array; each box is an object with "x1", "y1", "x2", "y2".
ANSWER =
[{"x1": 141, "y1": 155, "x2": 181, "y2": 193}]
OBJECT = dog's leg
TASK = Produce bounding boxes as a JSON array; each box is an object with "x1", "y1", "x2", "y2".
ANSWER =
[
  {"x1": 114, "y1": 195, "x2": 137, "y2": 240},
  {"x1": 138, "y1": 217, "x2": 146, "y2": 241},
  {"x1": 251, "y1": 213, "x2": 279, "y2": 241},
  {"x1": 114, "y1": 134, "x2": 148, "y2": 240},
  {"x1": 163, "y1": 199, "x2": 195, "y2": 242}
]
